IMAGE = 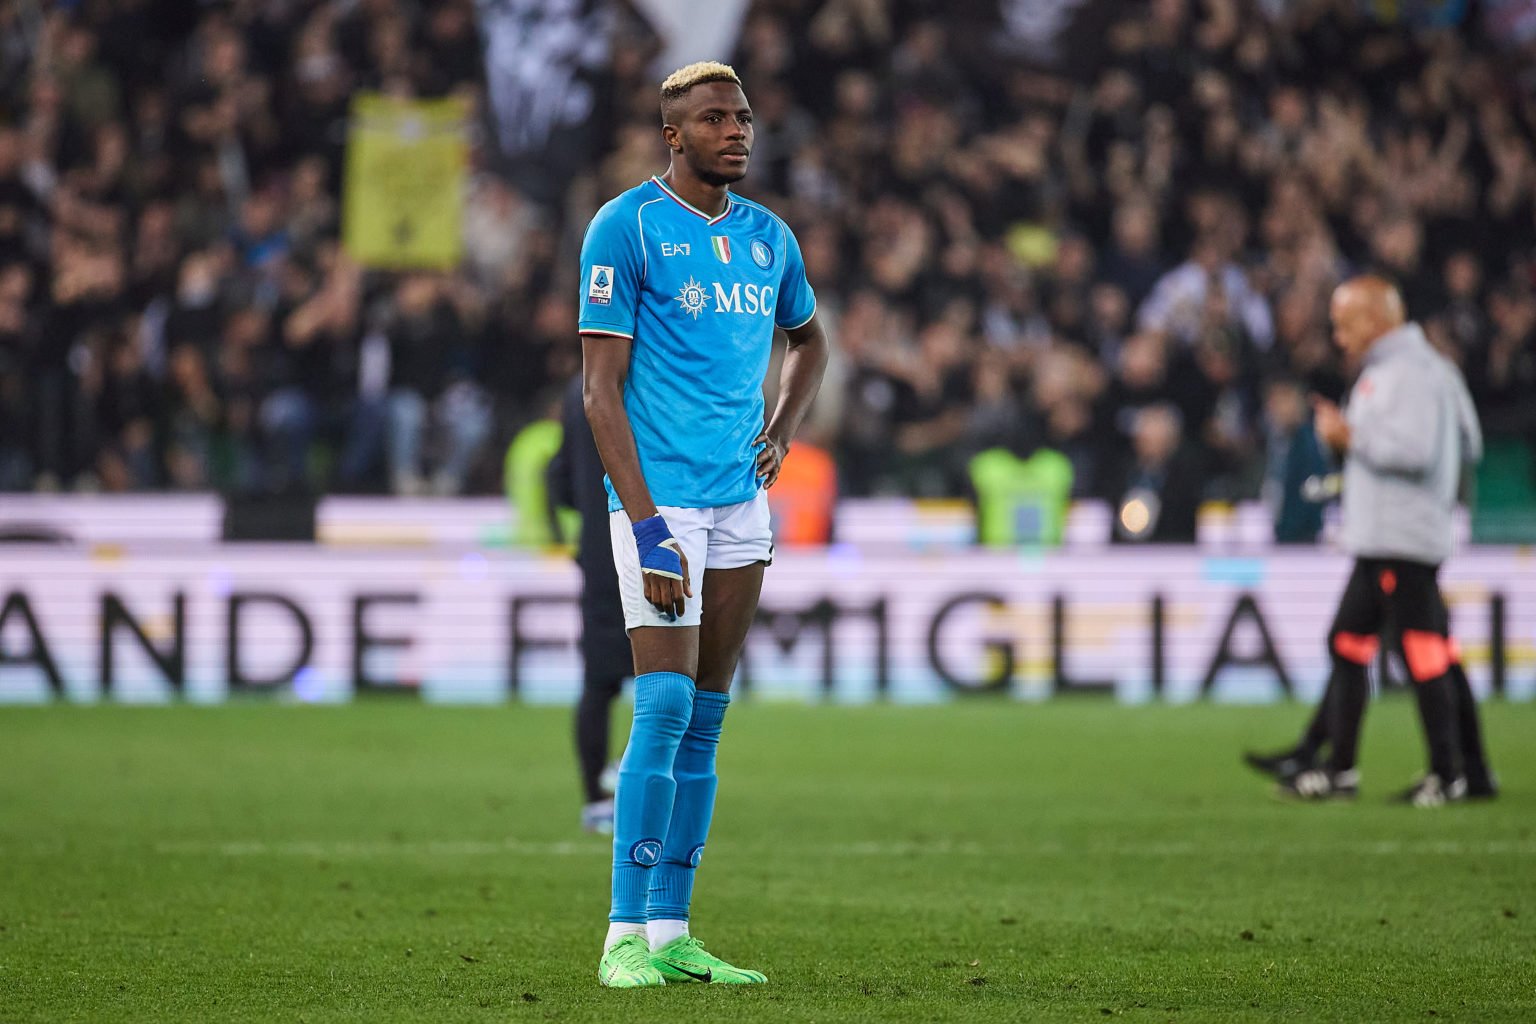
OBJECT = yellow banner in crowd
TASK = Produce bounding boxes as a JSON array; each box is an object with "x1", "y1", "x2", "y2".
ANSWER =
[{"x1": 343, "y1": 94, "x2": 468, "y2": 270}]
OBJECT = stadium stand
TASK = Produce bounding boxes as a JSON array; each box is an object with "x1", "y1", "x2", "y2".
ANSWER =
[{"x1": 0, "y1": 0, "x2": 1532, "y2": 541}]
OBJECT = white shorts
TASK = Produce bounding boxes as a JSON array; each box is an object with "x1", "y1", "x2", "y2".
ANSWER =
[{"x1": 609, "y1": 491, "x2": 774, "y2": 629}]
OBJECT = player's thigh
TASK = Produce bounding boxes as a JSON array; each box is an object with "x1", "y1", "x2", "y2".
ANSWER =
[
  {"x1": 1327, "y1": 559, "x2": 1386, "y2": 663},
  {"x1": 1380, "y1": 561, "x2": 1446, "y2": 632},
  {"x1": 697, "y1": 563, "x2": 766, "y2": 693},
  {"x1": 1382, "y1": 560, "x2": 1453, "y2": 682},
  {"x1": 695, "y1": 494, "x2": 774, "y2": 694},
  {"x1": 628, "y1": 624, "x2": 700, "y2": 678},
  {"x1": 607, "y1": 506, "x2": 710, "y2": 630},
  {"x1": 1328, "y1": 559, "x2": 1386, "y2": 636},
  {"x1": 609, "y1": 506, "x2": 710, "y2": 676}
]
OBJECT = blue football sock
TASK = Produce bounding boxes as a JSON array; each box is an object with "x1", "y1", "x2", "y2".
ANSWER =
[
  {"x1": 648, "y1": 689, "x2": 730, "y2": 922},
  {"x1": 610, "y1": 671, "x2": 695, "y2": 924}
]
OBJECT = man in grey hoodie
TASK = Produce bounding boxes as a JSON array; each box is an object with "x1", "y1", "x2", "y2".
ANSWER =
[{"x1": 1273, "y1": 276, "x2": 1490, "y2": 807}]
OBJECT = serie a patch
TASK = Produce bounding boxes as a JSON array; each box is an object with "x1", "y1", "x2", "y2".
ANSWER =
[{"x1": 588, "y1": 265, "x2": 614, "y2": 305}]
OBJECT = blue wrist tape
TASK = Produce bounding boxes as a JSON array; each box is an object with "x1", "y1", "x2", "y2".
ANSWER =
[{"x1": 632, "y1": 515, "x2": 683, "y2": 581}]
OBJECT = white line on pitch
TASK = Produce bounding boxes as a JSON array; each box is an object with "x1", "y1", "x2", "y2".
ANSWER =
[{"x1": 140, "y1": 838, "x2": 1536, "y2": 859}]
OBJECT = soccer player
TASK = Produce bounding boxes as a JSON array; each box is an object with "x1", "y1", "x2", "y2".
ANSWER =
[
  {"x1": 577, "y1": 62, "x2": 828, "y2": 986},
  {"x1": 1264, "y1": 276, "x2": 1486, "y2": 806}
]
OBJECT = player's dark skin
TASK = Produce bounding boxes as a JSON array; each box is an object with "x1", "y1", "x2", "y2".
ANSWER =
[{"x1": 582, "y1": 77, "x2": 830, "y2": 693}]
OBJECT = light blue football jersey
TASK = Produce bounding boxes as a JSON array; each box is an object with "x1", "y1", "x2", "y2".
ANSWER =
[{"x1": 578, "y1": 175, "x2": 817, "y2": 512}]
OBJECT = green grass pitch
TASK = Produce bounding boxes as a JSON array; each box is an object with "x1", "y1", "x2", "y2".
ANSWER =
[{"x1": 2, "y1": 698, "x2": 1533, "y2": 1022}]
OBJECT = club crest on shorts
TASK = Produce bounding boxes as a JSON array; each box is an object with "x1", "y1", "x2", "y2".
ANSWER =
[
  {"x1": 711, "y1": 236, "x2": 732, "y2": 263},
  {"x1": 750, "y1": 238, "x2": 773, "y2": 269}
]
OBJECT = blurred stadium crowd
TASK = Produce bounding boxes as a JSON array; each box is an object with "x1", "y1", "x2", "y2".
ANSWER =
[{"x1": 0, "y1": 0, "x2": 1533, "y2": 523}]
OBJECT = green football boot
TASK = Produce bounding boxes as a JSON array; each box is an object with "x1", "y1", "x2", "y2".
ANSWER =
[
  {"x1": 598, "y1": 934, "x2": 666, "y2": 988},
  {"x1": 649, "y1": 935, "x2": 767, "y2": 984}
]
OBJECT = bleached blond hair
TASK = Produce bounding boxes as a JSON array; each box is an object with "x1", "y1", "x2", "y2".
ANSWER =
[{"x1": 660, "y1": 61, "x2": 742, "y2": 120}]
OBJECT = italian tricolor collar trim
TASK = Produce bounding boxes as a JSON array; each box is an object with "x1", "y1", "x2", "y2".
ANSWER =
[{"x1": 650, "y1": 176, "x2": 733, "y2": 225}]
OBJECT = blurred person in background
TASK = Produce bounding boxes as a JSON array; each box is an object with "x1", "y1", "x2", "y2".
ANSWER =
[
  {"x1": 888, "y1": 319, "x2": 975, "y2": 496},
  {"x1": 1250, "y1": 369, "x2": 1494, "y2": 796},
  {"x1": 547, "y1": 373, "x2": 631, "y2": 838},
  {"x1": 349, "y1": 272, "x2": 489, "y2": 496},
  {"x1": 504, "y1": 389, "x2": 568, "y2": 547},
  {"x1": 1271, "y1": 276, "x2": 1492, "y2": 807},
  {"x1": 1138, "y1": 232, "x2": 1274, "y2": 352},
  {"x1": 1467, "y1": 285, "x2": 1536, "y2": 456},
  {"x1": 1431, "y1": 249, "x2": 1488, "y2": 363},
  {"x1": 1097, "y1": 198, "x2": 1165, "y2": 309},
  {"x1": 0, "y1": 260, "x2": 37, "y2": 489},
  {"x1": 1107, "y1": 402, "x2": 1203, "y2": 543},
  {"x1": 160, "y1": 342, "x2": 222, "y2": 490},
  {"x1": 261, "y1": 241, "x2": 360, "y2": 493},
  {"x1": 1259, "y1": 376, "x2": 1328, "y2": 544}
]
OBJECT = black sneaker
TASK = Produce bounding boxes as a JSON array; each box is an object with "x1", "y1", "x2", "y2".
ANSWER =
[
  {"x1": 1277, "y1": 768, "x2": 1359, "y2": 801},
  {"x1": 1392, "y1": 774, "x2": 1465, "y2": 808},
  {"x1": 1244, "y1": 746, "x2": 1316, "y2": 781},
  {"x1": 1465, "y1": 773, "x2": 1499, "y2": 800}
]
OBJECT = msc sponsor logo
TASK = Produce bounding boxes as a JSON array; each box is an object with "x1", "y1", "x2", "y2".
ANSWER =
[
  {"x1": 675, "y1": 276, "x2": 709, "y2": 318},
  {"x1": 674, "y1": 278, "x2": 776, "y2": 319},
  {"x1": 710, "y1": 282, "x2": 775, "y2": 316}
]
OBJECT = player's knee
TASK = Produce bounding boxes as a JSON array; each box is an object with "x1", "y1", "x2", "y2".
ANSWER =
[
  {"x1": 633, "y1": 673, "x2": 694, "y2": 729},
  {"x1": 1330, "y1": 630, "x2": 1378, "y2": 666},
  {"x1": 1401, "y1": 630, "x2": 1452, "y2": 682}
]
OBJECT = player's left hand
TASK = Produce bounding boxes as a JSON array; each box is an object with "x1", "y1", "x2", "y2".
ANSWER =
[{"x1": 754, "y1": 432, "x2": 788, "y2": 488}]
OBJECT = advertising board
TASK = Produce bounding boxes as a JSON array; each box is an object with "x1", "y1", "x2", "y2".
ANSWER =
[{"x1": 2, "y1": 548, "x2": 1532, "y2": 705}]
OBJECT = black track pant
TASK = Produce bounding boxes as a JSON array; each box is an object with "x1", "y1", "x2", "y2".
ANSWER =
[
  {"x1": 1297, "y1": 656, "x2": 1490, "y2": 782},
  {"x1": 575, "y1": 587, "x2": 632, "y2": 804},
  {"x1": 1322, "y1": 558, "x2": 1464, "y2": 782}
]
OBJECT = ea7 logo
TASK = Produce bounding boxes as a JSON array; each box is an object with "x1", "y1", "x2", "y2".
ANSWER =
[
  {"x1": 712, "y1": 282, "x2": 776, "y2": 316},
  {"x1": 660, "y1": 242, "x2": 691, "y2": 257}
]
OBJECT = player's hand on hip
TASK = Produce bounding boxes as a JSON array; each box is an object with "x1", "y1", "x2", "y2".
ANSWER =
[
  {"x1": 755, "y1": 432, "x2": 787, "y2": 488},
  {"x1": 632, "y1": 514, "x2": 692, "y2": 618}
]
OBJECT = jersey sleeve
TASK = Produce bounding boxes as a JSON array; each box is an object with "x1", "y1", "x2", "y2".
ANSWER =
[
  {"x1": 578, "y1": 199, "x2": 643, "y2": 339},
  {"x1": 774, "y1": 222, "x2": 817, "y2": 330}
]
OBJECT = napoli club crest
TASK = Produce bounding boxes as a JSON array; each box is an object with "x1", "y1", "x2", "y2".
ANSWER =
[
  {"x1": 630, "y1": 839, "x2": 663, "y2": 866},
  {"x1": 750, "y1": 238, "x2": 774, "y2": 269}
]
